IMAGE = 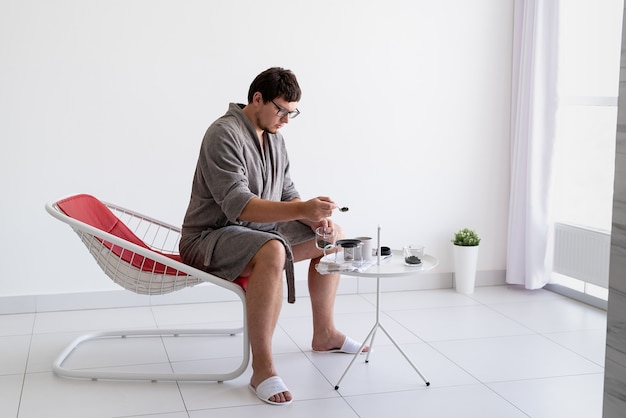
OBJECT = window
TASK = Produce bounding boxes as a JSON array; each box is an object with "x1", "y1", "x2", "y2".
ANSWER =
[{"x1": 550, "y1": 0, "x2": 623, "y2": 300}]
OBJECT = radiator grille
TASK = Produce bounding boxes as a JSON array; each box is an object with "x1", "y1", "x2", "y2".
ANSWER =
[{"x1": 553, "y1": 223, "x2": 611, "y2": 288}]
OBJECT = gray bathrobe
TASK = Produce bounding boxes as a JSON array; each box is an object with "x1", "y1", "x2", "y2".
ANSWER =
[{"x1": 180, "y1": 103, "x2": 311, "y2": 303}]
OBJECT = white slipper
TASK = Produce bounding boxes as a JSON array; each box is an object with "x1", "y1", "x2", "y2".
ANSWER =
[
  {"x1": 313, "y1": 336, "x2": 365, "y2": 354},
  {"x1": 248, "y1": 376, "x2": 292, "y2": 406}
]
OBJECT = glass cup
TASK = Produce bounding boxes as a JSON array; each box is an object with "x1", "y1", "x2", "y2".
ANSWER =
[
  {"x1": 354, "y1": 236, "x2": 373, "y2": 261},
  {"x1": 403, "y1": 245, "x2": 425, "y2": 266},
  {"x1": 315, "y1": 226, "x2": 337, "y2": 256}
]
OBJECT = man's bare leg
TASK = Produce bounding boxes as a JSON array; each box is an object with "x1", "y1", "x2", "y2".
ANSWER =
[
  {"x1": 243, "y1": 240, "x2": 292, "y2": 404},
  {"x1": 292, "y1": 239, "x2": 369, "y2": 352},
  {"x1": 308, "y1": 259, "x2": 346, "y2": 351}
]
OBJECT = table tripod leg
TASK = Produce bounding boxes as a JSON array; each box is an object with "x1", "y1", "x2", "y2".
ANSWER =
[
  {"x1": 378, "y1": 323, "x2": 430, "y2": 386},
  {"x1": 334, "y1": 323, "x2": 377, "y2": 390},
  {"x1": 365, "y1": 326, "x2": 378, "y2": 363}
]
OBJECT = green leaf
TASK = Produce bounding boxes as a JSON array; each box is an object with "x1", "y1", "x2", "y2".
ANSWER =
[{"x1": 452, "y1": 228, "x2": 481, "y2": 246}]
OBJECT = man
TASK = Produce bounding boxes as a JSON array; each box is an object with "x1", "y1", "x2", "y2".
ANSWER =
[{"x1": 180, "y1": 67, "x2": 365, "y2": 405}]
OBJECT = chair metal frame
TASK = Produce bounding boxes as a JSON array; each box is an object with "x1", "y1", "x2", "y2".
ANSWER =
[{"x1": 45, "y1": 194, "x2": 249, "y2": 382}]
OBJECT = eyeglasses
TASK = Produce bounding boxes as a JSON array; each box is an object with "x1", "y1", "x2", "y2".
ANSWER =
[{"x1": 271, "y1": 100, "x2": 300, "y2": 119}]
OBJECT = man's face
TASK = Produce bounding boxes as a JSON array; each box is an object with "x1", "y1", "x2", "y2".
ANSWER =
[{"x1": 257, "y1": 96, "x2": 299, "y2": 134}]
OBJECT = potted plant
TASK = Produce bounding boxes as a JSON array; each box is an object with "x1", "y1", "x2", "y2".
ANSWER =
[{"x1": 451, "y1": 228, "x2": 480, "y2": 294}]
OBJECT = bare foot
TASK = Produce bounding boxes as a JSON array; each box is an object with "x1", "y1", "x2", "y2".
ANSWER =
[
  {"x1": 312, "y1": 331, "x2": 369, "y2": 353},
  {"x1": 250, "y1": 374, "x2": 292, "y2": 404}
]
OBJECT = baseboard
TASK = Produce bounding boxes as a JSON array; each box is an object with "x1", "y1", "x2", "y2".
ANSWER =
[
  {"x1": 544, "y1": 283, "x2": 608, "y2": 310},
  {"x1": 0, "y1": 270, "x2": 506, "y2": 314},
  {"x1": 467, "y1": 269, "x2": 507, "y2": 288}
]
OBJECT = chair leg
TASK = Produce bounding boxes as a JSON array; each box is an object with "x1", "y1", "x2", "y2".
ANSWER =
[{"x1": 53, "y1": 327, "x2": 250, "y2": 382}]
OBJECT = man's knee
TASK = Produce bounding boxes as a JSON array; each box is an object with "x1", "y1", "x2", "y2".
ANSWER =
[
  {"x1": 255, "y1": 239, "x2": 287, "y2": 269},
  {"x1": 334, "y1": 224, "x2": 345, "y2": 241}
]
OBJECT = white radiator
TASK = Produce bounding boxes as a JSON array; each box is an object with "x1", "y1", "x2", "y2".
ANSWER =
[{"x1": 553, "y1": 223, "x2": 611, "y2": 288}]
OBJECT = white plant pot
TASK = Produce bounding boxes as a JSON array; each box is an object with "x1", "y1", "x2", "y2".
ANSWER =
[{"x1": 453, "y1": 244, "x2": 479, "y2": 294}]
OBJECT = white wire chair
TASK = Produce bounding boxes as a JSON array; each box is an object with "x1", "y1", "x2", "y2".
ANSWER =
[{"x1": 45, "y1": 194, "x2": 249, "y2": 382}]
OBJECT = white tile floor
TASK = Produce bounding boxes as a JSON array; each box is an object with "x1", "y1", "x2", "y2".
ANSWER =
[{"x1": 1, "y1": 285, "x2": 607, "y2": 418}]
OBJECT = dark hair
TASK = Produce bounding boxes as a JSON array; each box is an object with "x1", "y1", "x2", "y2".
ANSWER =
[{"x1": 247, "y1": 67, "x2": 302, "y2": 104}]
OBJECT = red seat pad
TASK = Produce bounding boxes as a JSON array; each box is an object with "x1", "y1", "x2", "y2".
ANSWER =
[
  {"x1": 233, "y1": 276, "x2": 248, "y2": 290},
  {"x1": 57, "y1": 194, "x2": 247, "y2": 291}
]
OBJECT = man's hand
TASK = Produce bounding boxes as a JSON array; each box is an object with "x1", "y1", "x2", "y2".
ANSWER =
[
  {"x1": 238, "y1": 196, "x2": 338, "y2": 224},
  {"x1": 302, "y1": 196, "x2": 338, "y2": 223}
]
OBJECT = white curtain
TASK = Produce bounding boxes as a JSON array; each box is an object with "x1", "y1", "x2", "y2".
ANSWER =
[{"x1": 506, "y1": 0, "x2": 559, "y2": 289}]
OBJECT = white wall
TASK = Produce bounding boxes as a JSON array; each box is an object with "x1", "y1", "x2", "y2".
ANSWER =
[{"x1": 0, "y1": 0, "x2": 513, "y2": 297}]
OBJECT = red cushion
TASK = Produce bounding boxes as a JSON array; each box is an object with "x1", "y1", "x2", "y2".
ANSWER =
[
  {"x1": 57, "y1": 194, "x2": 248, "y2": 291},
  {"x1": 234, "y1": 276, "x2": 248, "y2": 290}
]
